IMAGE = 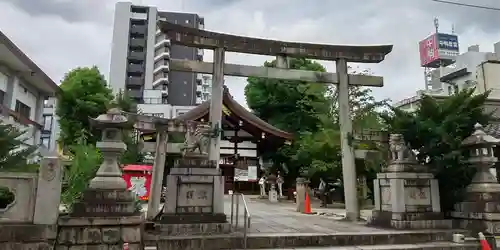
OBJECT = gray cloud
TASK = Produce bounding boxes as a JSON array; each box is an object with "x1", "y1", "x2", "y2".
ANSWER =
[{"x1": 0, "y1": 0, "x2": 499, "y2": 106}]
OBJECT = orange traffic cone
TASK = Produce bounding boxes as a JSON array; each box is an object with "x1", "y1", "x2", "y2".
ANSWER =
[
  {"x1": 479, "y1": 232, "x2": 492, "y2": 250},
  {"x1": 303, "y1": 192, "x2": 312, "y2": 214}
]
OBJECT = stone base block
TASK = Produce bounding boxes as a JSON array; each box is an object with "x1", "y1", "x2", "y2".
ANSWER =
[
  {"x1": 71, "y1": 189, "x2": 138, "y2": 217},
  {"x1": 390, "y1": 220, "x2": 453, "y2": 229},
  {"x1": 451, "y1": 211, "x2": 500, "y2": 221},
  {"x1": 453, "y1": 218, "x2": 500, "y2": 235},
  {"x1": 370, "y1": 211, "x2": 452, "y2": 229},
  {"x1": 175, "y1": 154, "x2": 217, "y2": 168},
  {"x1": 156, "y1": 222, "x2": 231, "y2": 236},
  {"x1": 159, "y1": 213, "x2": 227, "y2": 224},
  {"x1": 56, "y1": 215, "x2": 143, "y2": 249},
  {"x1": 455, "y1": 201, "x2": 500, "y2": 213},
  {"x1": 461, "y1": 192, "x2": 500, "y2": 202}
]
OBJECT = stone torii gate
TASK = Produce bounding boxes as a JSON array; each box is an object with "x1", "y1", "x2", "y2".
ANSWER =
[{"x1": 157, "y1": 21, "x2": 393, "y2": 221}]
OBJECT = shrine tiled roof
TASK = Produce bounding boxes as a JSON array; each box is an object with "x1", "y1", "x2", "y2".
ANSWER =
[
  {"x1": 484, "y1": 123, "x2": 500, "y2": 139},
  {"x1": 177, "y1": 86, "x2": 293, "y2": 140}
]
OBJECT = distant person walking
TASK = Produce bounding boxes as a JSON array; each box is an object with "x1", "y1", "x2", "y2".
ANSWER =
[{"x1": 318, "y1": 178, "x2": 327, "y2": 207}]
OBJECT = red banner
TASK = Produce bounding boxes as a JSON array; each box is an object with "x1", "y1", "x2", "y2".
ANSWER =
[{"x1": 122, "y1": 169, "x2": 152, "y2": 201}]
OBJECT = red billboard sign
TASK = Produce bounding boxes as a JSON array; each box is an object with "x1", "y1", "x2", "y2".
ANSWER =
[{"x1": 419, "y1": 34, "x2": 439, "y2": 67}]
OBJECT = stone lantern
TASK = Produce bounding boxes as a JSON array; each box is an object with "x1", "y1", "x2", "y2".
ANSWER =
[
  {"x1": 88, "y1": 108, "x2": 129, "y2": 190},
  {"x1": 452, "y1": 123, "x2": 500, "y2": 235},
  {"x1": 461, "y1": 123, "x2": 500, "y2": 194},
  {"x1": 71, "y1": 108, "x2": 137, "y2": 216}
]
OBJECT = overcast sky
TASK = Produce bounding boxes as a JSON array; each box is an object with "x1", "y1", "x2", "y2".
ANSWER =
[{"x1": 1, "y1": 0, "x2": 500, "y2": 107}]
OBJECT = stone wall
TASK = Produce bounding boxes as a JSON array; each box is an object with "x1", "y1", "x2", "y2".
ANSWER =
[
  {"x1": 0, "y1": 224, "x2": 57, "y2": 250},
  {"x1": 56, "y1": 216, "x2": 143, "y2": 250}
]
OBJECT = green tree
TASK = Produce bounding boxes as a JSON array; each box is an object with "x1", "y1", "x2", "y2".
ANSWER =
[
  {"x1": 382, "y1": 88, "x2": 491, "y2": 212},
  {"x1": 0, "y1": 121, "x2": 38, "y2": 207},
  {"x1": 0, "y1": 122, "x2": 38, "y2": 171},
  {"x1": 245, "y1": 58, "x2": 330, "y2": 134},
  {"x1": 245, "y1": 58, "x2": 331, "y2": 180},
  {"x1": 61, "y1": 139, "x2": 102, "y2": 211},
  {"x1": 56, "y1": 66, "x2": 113, "y2": 150}
]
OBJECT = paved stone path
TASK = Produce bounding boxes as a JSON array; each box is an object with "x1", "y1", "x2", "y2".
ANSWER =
[
  {"x1": 224, "y1": 195, "x2": 396, "y2": 235},
  {"x1": 140, "y1": 195, "x2": 397, "y2": 235}
]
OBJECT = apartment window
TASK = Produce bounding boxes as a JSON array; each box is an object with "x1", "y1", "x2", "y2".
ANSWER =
[
  {"x1": 15, "y1": 100, "x2": 31, "y2": 118},
  {"x1": 43, "y1": 115, "x2": 53, "y2": 131},
  {"x1": 0, "y1": 90, "x2": 5, "y2": 105},
  {"x1": 41, "y1": 137, "x2": 50, "y2": 148},
  {"x1": 131, "y1": 6, "x2": 148, "y2": 14}
]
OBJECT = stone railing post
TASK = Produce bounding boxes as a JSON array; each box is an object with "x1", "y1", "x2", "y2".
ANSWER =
[
  {"x1": 33, "y1": 156, "x2": 62, "y2": 225},
  {"x1": 295, "y1": 177, "x2": 310, "y2": 212}
]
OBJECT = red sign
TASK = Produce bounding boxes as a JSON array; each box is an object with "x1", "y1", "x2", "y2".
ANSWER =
[
  {"x1": 122, "y1": 165, "x2": 152, "y2": 201},
  {"x1": 419, "y1": 34, "x2": 438, "y2": 67}
]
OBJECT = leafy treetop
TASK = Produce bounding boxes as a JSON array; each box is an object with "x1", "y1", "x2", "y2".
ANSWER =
[{"x1": 56, "y1": 66, "x2": 113, "y2": 150}]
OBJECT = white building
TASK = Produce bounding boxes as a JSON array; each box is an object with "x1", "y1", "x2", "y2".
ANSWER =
[
  {"x1": 41, "y1": 97, "x2": 59, "y2": 152},
  {"x1": 395, "y1": 42, "x2": 500, "y2": 118},
  {"x1": 0, "y1": 30, "x2": 60, "y2": 155},
  {"x1": 199, "y1": 75, "x2": 212, "y2": 102},
  {"x1": 109, "y1": 2, "x2": 205, "y2": 119}
]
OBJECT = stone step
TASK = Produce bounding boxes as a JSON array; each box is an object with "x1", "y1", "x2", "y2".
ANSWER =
[
  {"x1": 154, "y1": 222, "x2": 232, "y2": 236},
  {"x1": 144, "y1": 230, "x2": 468, "y2": 250},
  {"x1": 238, "y1": 241, "x2": 479, "y2": 250}
]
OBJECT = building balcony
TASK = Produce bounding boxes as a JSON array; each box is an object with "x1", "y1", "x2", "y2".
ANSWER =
[
  {"x1": 130, "y1": 25, "x2": 147, "y2": 35},
  {"x1": 127, "y1": 89, "x2": 143, "y2": 99},
  {"x1": 128, "y1": 51, "x2": 145, "y2": 61},
  {"x1": 126, "y1": 77, "x2": 144, "y2": 87},
  {"x1": 142, "y1": 98, "x2": 167, "y2": 104},
  {"x1": 153, "y1": 66, "x2": 169, "y2": 76},
  {"x1": 0, "y1": 106, "x2": 41, "y2": 147},
  {"x1": 127, "y1": 63, "x2": 144, "y2": 73},
  {"x1": 129, "y1": 38, "x2": 146, "y2": 47},
  {"x1": 440, "y1": 67, "x2": 470, "y2": 82},
  {"x1": 152, "y1": 73, "x2": 169, "y2": 89},
  {"x1": 155, "y1": 39, "x2": 171, "y2": 48},
  {"x1": 154, "y1": 51, "x2": 170, "y2": 62}
]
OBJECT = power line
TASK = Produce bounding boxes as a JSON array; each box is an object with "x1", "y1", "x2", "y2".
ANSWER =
[{"x1": 431, "y1": 0, "x2": 500, "y2": 11}]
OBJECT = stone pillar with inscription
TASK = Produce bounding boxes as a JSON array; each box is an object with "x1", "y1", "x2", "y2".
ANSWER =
[
  {"x1": 56, "y1": 109, "x2": 143, "y2": 250},
  {"x1": 452, "y1": 123, "x2": 500, "y2": 236},
  {"x1": 370, "y1": 134, "x2": 451, "y2": 229},
  {"x1": 158, "y1": 121, "x2": 231, "y2": 236},
  {"x1": 296, "y1": 177, "x2": 310, "y2": 212}
]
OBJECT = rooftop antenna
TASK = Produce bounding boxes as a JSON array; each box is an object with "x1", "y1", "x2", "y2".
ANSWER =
[
  {"x1": 451, "y1": 23, "x2": 456, "y2": 34},
  {"x1": 434, "y1": 17, "x2": 439, "y2": 33}
]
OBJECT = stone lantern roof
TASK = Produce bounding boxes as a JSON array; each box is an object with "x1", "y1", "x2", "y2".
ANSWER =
[
  {"x1": 461, "y1": 123, "x2": 500, "y2": 147},
  {"x1": 89, "y1": 108, "x2": 130, "y2": 128}
]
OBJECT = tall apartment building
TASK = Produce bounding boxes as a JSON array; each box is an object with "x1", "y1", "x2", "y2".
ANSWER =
[
  {"x1": 395, "y1": 42, "x2": 500, "y2": 121},
  {"x1": 109, "y1": 2, "x2": 205, "y2": 119},
  {"x1": 0, "y1": 30, "x2": 60, "y2": 156}
]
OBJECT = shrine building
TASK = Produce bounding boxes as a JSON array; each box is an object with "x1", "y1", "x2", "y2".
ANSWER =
[{"x1": 141, "y1": 87, "x2": 293, "y2": 194}]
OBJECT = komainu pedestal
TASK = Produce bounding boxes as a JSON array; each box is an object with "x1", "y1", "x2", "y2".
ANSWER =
[
  {"x1": 452, "y1": 123, "x2": 500, "y2": 235},
  {"x1": 159, "y1": 154, "x2": 230, "y2": 235},
  {"x1": 371, "y1": 134, "x2": 452, "y2": 229}
]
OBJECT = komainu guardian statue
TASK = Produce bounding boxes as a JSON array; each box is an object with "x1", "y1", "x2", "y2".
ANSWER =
[
  {"x1": 389, "y1": 134, "x2": 417, "y2": 162},
  {"x1": 180, "y1": 123, "x2": 211, "y2": 156}
]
